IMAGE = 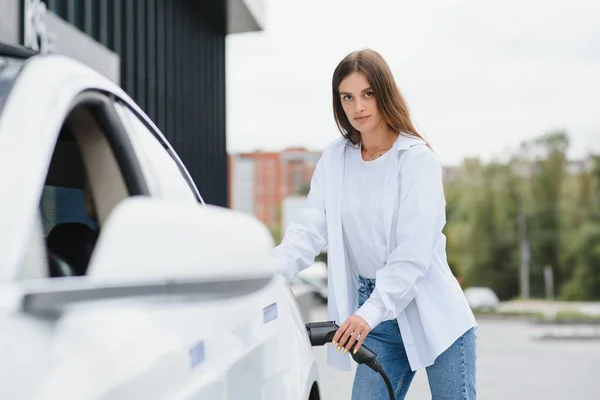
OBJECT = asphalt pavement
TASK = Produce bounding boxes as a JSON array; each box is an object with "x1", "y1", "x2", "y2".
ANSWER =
[{"x1": 310, "y1": 306, "x2": 600, "y2": 400}]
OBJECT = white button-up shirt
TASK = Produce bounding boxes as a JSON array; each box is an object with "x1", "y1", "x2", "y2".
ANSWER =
[{"x1": 273, "y1": 133, "x2": 477, "y2": 371}]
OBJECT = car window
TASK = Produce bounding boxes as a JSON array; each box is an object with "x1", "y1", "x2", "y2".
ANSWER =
[
  {"x1": 38, "y1": 185, "x2": 98, "y2": 278},
  {"x1": 114, "y1": 103, "x2": 199, "y2": 204},
  {"x1": 17, "y1": 185, "x2": 99, "y2": 281},
  {"x1": 0, "y1": 56, "x2": 26, "y2": 114},
  {"x1": 40, "y1": 185, "x2": 97, "y2": 235}
]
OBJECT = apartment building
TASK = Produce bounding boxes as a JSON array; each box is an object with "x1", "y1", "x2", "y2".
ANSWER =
[{"x1": 229, "y1": 148, "x2": 321, "y2": 228}]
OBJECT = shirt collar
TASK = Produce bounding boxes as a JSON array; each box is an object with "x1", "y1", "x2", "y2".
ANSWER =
[
  {"x1": 393, "y1": 132, "x2": 427, "y2": 151},
  {"x1": 332, "y1": 132, "x2": 427, "y2": 152}
]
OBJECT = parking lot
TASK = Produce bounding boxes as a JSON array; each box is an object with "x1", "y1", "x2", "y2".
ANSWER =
[{"x1": 310, "y1": 306, "x2": 600, "y2": 400}]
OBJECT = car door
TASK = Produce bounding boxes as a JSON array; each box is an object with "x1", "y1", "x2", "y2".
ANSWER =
[
  {"x1": 109, "y1": 98, "x2": 306, "y2": 399},
  {"x1": 0, "y1": 52, "x2": 313, "y2": 400},
  {"x1": 102, "y1": 85, "x2": 315, "y2": 400},
  {"x1": 0, "y1": 50, "x2": 178, "y2": 397}
]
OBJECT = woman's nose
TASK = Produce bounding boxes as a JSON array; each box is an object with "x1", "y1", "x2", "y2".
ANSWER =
[{"x1": 355, "y1": 100, "x2": 365, "y2": 113}]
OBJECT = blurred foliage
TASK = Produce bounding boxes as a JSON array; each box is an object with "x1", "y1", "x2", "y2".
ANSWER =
[
  {"x1": 446, "y1": 130, "x2": 600, "y2": 301},
  {"x1": 296, "y1": 184, "x2": 311, "y2": 196}
]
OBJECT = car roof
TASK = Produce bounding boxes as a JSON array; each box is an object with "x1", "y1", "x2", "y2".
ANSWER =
[{"x1": 0, "y1": 43, "x2": 37, "y2": 59}]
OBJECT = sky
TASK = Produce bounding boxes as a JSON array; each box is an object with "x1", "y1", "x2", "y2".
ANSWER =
[{"x1": 226, "y1": 0, "x2": 600, "y2": 165}]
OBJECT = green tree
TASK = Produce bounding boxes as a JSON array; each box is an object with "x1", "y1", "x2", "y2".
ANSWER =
[
  {"x1": 521, "y1": 131, "x2": 568, "y2": 297},
  {"x1": 296, "y1": 184, "x2": 311, "y2": 196},
  {"x1": 561, "y1": 221, "x2": 600, "y2": 300},
  {"x1": 445, "y1": 158, "x2": 520, "y2": 299},
  {"x1": 560, "y1": 155, "x2": 600, "y2": 300},
  {"x1": 444, "y1": 130, "x2": 600, "y2": 301}
]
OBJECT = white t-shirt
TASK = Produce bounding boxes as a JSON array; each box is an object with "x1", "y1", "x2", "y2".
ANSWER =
[{"x1": 341, "y1": 144, "x2": 392, "y2": 279}]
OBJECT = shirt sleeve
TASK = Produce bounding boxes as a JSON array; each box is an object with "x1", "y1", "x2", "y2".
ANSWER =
[
  {"x1": 355, "y1": 145, "x2": 446, "y2": 330},
  {"x1": 271, "y1": 157, "x2": 328, "y2": 281}
]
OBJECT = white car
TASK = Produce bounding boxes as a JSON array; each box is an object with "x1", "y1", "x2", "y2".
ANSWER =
[
  {"x1": 464, "y1": 286, "x2": 500, "y2": 311},
  {"x1": 0, "y1": 44, "x2": 320, "y2": 400}
]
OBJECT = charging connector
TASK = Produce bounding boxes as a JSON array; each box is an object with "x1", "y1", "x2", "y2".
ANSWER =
[{"x1": 305, "y1": 321, "x2": 395, "y2": 400}]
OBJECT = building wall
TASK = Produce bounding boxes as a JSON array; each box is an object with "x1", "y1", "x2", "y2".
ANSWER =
[
  {"x1": 229, "y1": 154, "x2": 255, "y2": 216},
  {"x1": 230, "y1": 152, "x2": 281, "y2": 227},
  {"x1": 43, "y1": 0, "x2": 229, "y2": 206},
  {"x1": 279, "y1": 148, "x2": 320, "y2": 196},
  {"x1": 229, "y1": 148, "x2": 321, "y2": 228},
  {"x1": 254, "y1": 153, "x2": 281, "y2": 226}
]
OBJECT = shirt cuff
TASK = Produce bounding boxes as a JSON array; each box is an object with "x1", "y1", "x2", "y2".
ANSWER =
[
  {"x1": 355, "y1": 300, "x2": 385, "y2": 331},
  {"x1": 270, "y1": 250, "x2": 294, "y2": 282}
]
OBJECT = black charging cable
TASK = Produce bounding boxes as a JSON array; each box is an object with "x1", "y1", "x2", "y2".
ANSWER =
[{"x1": 305, "y1": 321, "x2": 395, "y2": 400}]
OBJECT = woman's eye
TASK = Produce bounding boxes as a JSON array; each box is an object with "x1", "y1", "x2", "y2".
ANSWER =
[
  {"x1": 342, "y1": 95, "x2": 353, "y2": 101},
  {"x1": 365, "y1": 91, "x2": 375, "y2": 98}
]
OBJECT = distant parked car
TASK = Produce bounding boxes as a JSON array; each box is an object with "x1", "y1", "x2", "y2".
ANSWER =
[
  {"x1": 464, "y1": 286, "x2": 500, "y2": 311},
  {"x1": 292, "y1": 262, "x2": 328, "y2": 303}
]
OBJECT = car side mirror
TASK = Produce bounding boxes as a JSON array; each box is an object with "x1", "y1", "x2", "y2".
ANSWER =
[
  {"x1": 20, "y1": 197, "x2": 278, "y2": 318},
  {"x1": 86, "y1": 196, "x2": 276, "y2": 283}
]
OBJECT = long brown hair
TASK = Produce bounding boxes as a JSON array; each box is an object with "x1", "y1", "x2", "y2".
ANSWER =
[{"x1": 332, "y1": 49, "x2": 426, "y2": 146}]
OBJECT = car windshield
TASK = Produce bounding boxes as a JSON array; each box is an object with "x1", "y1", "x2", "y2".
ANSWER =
[{"x1": 0, "y1": 56, "x2": 25, "y2": 115}]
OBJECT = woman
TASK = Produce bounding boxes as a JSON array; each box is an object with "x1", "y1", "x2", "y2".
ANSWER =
[{"x1": 272, "y1": 49, "x2": 477, "y2": 399}]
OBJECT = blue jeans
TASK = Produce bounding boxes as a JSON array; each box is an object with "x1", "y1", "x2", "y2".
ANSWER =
[{"x1": 352, "y1": 276, "x2": 477, "y2": 400}]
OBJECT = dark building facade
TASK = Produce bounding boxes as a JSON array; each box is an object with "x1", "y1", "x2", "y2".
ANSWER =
[{"x1": 1, "y1": 0, "x2": 264, "y2": 207}]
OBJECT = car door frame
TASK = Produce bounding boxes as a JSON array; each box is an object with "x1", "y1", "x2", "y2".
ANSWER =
[
  {"x1": 111, "y1": 97, "x2": 205, "y2": 205},
  {"x1": 0, "y1": 56, "x2": 150, "y2": 282}
]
